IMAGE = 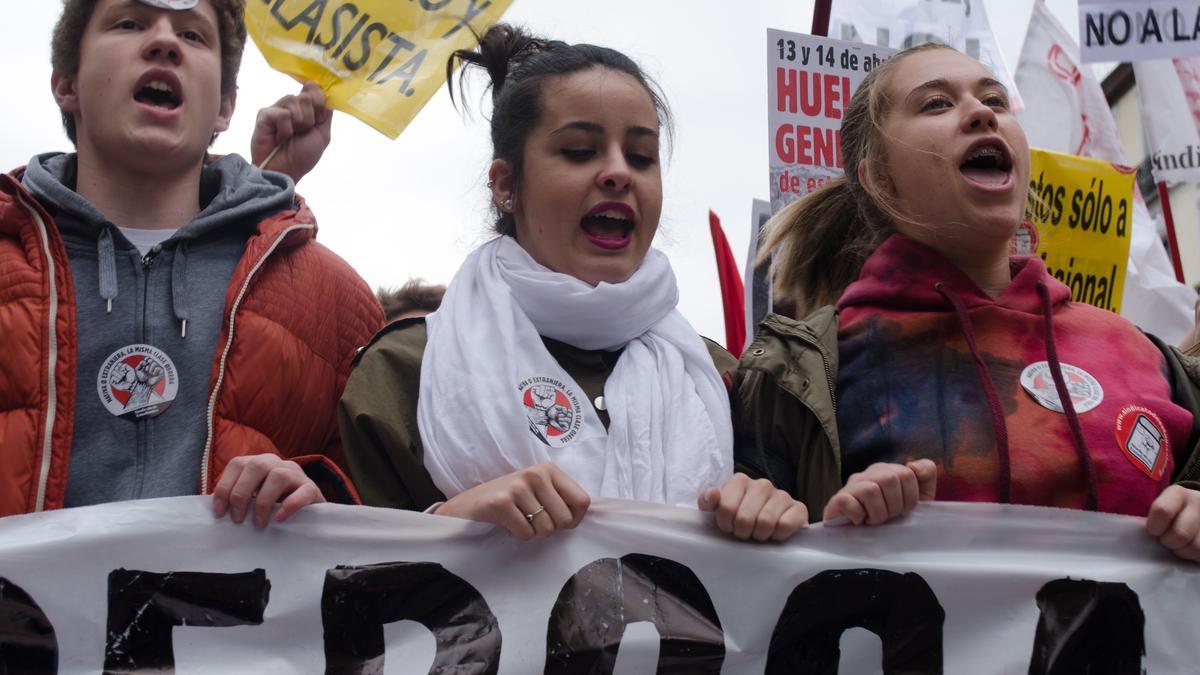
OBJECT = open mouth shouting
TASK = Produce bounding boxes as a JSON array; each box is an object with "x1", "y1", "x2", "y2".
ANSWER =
[
  {"x1": 581, "y1": 202, "x2": 636, "y2": 250},
  {"x1": 959, "y1": 139, "x2": 1014, "y2": 191},
  {"x1": 133, "y1": 70, "x2": 183, "y2": 112}
]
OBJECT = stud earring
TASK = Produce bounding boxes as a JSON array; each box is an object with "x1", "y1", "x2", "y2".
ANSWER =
[{"x1": 503, "y1": 195, "x2": 513, "y2": 210}]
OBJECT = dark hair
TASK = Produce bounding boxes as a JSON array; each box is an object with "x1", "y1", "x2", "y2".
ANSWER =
[
  {"x1": 447, "y1": 23, "x2": 671, "y2": 236},
  {"x1": 377, "y1": 278, "x2": 446, "y2": 321},
  {"x1": 51, "y1": 0, "x2": 247, "y2": 145}
]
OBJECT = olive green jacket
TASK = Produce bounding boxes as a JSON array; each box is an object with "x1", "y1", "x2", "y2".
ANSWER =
[
  {"x1": 733, "y1": 308, "x2": 1200, "y2": 521},
  {"x1": 338, "y1": 317, "x2": 738, "y2": 510}
]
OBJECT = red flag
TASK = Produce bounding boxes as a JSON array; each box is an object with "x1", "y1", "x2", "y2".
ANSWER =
[{"x1": 708, "y1": 210, "x2": 746, "y2": 358}]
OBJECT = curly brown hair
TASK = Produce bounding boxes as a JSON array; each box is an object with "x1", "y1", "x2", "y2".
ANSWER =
[
  {"x1": 377, "y1": 279, "x2": 446, "y2": 322},
  {"x1": 50, "y1": 0, "x2": 247, "y2": 144}
]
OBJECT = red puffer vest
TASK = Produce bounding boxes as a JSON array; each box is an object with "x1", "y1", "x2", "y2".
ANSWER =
[{"x1": 0, "y1": 169, "x2": 384, "y2": 515}]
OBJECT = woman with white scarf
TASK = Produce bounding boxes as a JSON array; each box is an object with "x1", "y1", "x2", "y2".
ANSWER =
[{"x1": 338, "y1": 24, "x2": 808, "y2": 542}]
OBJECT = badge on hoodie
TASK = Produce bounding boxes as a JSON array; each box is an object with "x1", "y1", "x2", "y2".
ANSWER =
[
  {"x1": 1010, "y1": 220, "x2": 1040, "y2": 256},
  {"x1": 97, "y1": 344, "x2": 179, "y2": 420},
  {"x1": 1019, "y1": 361, "x2": 1104, "y2": 414},
  {"x1": 1114, "y1": 405, "x2": 1169, "y2": 480},
  {"x1": 135, "y1": 0, "x2": 199, "y2": 9}
]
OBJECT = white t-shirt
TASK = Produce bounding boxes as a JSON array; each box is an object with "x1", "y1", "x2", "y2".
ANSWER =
[{"x1": 119, "y1": 227, "x2": 178, "y2": 256}]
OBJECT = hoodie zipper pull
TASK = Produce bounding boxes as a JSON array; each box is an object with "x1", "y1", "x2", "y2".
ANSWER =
[{"x1": 142, "y1": 245, "x2": 161, "y2": 270}]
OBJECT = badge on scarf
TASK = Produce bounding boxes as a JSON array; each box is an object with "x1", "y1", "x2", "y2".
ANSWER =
[
  {"x1": 1114, "y1": 405, "x2": 1169, "y2": 480},
  {"x1": 1019, "y1": 361, "x2": 1103, "y2": 414},
  {"x1": 97, "y1": 344, "x2": 179, "y2": 420},
  {"x1": 517, "y1": 376, "x2": 584, "y2": 448},
  {"x1": 135, "y1": 0, "x2": 199, "y2": 9}
]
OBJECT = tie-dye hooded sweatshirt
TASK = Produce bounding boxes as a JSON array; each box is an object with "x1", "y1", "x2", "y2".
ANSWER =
[{"x1": 836, "y1": 234, "x2": 1193, "y2": 516}]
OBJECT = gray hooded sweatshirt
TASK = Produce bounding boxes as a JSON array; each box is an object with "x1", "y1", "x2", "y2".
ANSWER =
[{"x1": 21, "y1": 152, "x2": 295, "y2": 506}]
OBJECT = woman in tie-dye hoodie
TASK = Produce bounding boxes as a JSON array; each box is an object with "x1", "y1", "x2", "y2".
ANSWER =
[{"x1": 736, "y1": 43, "x2": 1200, "y2": 562}]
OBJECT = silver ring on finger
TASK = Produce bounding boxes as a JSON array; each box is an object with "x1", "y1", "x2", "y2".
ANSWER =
[{"x1": 524, "y1": 505, "x2": 546, "y2": 524}]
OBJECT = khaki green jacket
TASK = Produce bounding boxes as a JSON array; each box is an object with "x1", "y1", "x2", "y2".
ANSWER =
[
  {"x1": 733, "y1": 308, "x2": 1200, "y2": 520},
  {"x1": 339, "y1": 318, "x2": 738, "y2": 510}
]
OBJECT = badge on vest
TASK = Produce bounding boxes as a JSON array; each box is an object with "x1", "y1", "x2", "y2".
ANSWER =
[
  {"x1": 97, "y1": 344, "x2": 179, "y2": 420},
  {"x1": 1019, "y1": 361, "x2": 1104, "y2": 414},
  {"x1": 517, "y1": 376, "x2": 584, "y2": 448},
  {"x1": 1114, "y1": 405, "x2": 1169, "y2": 480}
]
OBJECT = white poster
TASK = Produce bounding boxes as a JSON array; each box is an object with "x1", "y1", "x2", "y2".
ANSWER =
[
  {"x1": 1136, "y1": 58, "x2": 1200, "y2": 183},
  {"x1": 1016, "y1": 0, "x2": 1198, "y2": 342},
  {"x1": 1078, "y1": 0, "x2": 1200, "y2": 63},
  {"x1": 766, "y1": 29, "x2": 894, "y2": 212},
  {"x1": 829, "y1": 0, "x2": 1022, "y2": 111},
  {"x1": 0, "y1": 497, "x2": 1196, "y2": 673},
  {"x1": 1137, "y1": 57, "x2": 1200, "y2": 284}
]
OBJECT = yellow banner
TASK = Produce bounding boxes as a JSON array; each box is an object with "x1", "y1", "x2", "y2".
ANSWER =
[
  {"x1": 1021, "y1": 148, "x2": 1135, "y2": 313},
  {"x1": 246, "y1": 0, "x2": 513, "y2": 139}
]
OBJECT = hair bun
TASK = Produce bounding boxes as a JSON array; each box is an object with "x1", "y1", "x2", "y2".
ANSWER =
[{"x1": 449, "y1": 24, "x2": 558, "y2": 103}]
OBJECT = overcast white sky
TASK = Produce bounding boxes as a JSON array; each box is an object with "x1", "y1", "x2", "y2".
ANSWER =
[{"x1": 0, "y1": 0, "x2": 1103, "y2": 340}]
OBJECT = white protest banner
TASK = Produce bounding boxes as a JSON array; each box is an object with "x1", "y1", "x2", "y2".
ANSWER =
[
  {"x1": 767, "y1": 29, "x2": 894, "y2": 212},
  {"x1": 829, "y1": 0, "x2": 1023, "y2": 111},
  {"x1": 1134, "y1": 58, "x2": 1200, "y2": 282},
  {"x1": 0, "y1": 497, "x2": 1196, "y2": 673},
  {"x1": 1016, "y1": 2, "x2": 1127, "y2": 161},
  {"x1": 1016, "y1": 0, "x2": 1198, "y2": 343},
  {"x1": 1079, "y1": 0, "x2": 1200, "y2": 63},
  {"x1": 1132, "y1": 54, "x2": 1200, "y2": 281},
  {"x1": 744, "y1": 199, "x2": 773, "y2": 351},
  {"x1": 1135, "y1": 58, "x2": 1200, "y2": 183}
]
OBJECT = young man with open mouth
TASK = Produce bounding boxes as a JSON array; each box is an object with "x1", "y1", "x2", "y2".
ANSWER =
[{"x1": 0, "y1": 0, "x2": 383, "y2": 526}]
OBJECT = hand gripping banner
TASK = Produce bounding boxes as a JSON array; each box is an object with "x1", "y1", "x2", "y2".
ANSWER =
[
  {"x1": 0, "y1": 497, "x2": 1196, "y2": 673},
  {"x1": 245, "y1": 0, "x2": 513, "y2": 138}
]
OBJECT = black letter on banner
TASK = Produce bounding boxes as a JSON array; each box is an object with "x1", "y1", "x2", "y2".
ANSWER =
[
  {"x1": 321, "y1": 562, "x2": 500, "y2": 675},
  {"x1": 766, "y1": 569, "x2": 944, "y2": 674},
  {"x1": 1028, "y1": 578, "x2": 1145, "y2": 674},
  {"x1": 103, "y1": 569, "x2": 269, "y2": 674},
  {"x1": 441, "y1": 0, "x2": 492, "y2": 38},
  {"x1": 0, "y1": 577, "x2": 58, "y2": 674},
  {"x1": 544, "y1": 553, "x2": 725, "y2": 673}
]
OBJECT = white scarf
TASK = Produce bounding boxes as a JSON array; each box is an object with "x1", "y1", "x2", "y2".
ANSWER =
[{"x1": 417, "y1": 236, "x2": 733, "y2": 507}]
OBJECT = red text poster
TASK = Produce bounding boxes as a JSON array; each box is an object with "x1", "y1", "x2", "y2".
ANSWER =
[{"x1": 767, "y1": 29, "x2": 894, "y2": 212}]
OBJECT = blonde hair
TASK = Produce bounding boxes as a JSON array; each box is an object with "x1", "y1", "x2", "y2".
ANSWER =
[{"x1": 763, "y1": 42, "x2": 956, "y2": 316}]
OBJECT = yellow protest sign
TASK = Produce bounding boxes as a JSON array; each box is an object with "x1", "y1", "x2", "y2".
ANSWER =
[
  {"x1": 246, "y1": 0, "x2": 513, "y2": 139},
  {"x1": 1021, "y1": 148, "x2": 1134, "y2": 313}
]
